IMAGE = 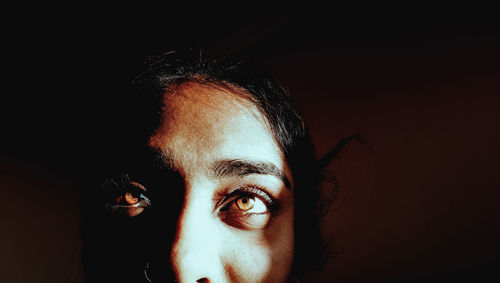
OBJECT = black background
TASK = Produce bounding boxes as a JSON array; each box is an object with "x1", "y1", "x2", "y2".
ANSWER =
[{"x1": 2, "y1": 4, "x2": 500, "y2": 282}]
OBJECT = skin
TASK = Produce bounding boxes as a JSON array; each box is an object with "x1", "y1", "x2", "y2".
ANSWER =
[{"x1": 147, "y1": 83, "x2": 295, "y2": 282}]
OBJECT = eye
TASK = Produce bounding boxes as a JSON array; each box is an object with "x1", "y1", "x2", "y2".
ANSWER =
[
  {"x1": 103, "y1": 178, "x2": 152, "y2": 217},
  {"x1": 232, "y1": 195, "x2": 267, "y2": 213},
  {"x1": 218, "y1": 186, "x2": 277, "y2": 229}
]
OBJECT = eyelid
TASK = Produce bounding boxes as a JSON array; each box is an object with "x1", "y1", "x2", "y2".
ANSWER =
[{"x1": 129, "y1": 181, "x2": 147, "y2": 192}]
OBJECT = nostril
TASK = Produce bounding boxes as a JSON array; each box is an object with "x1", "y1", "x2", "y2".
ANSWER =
[{"x1": 196, "y1": 278, "x2": 209, "y2": 283}]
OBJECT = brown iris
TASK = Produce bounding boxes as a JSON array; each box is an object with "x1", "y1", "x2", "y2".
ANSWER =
[
  {"x1": 124, "y1": 192, "x2": 139, "y2": 205},
  {"x1": 112, "y1": 181, "x2": 150, "y2": 217},
  {"x1": 235, "y1": 197, "x2": 255, "y2": 211},
  {"x1": 115, "y1": 192, "x2": 139, "y2": 205},
  {"x1": 114, "y1": 182, "x2": 145, "y2": 205}
]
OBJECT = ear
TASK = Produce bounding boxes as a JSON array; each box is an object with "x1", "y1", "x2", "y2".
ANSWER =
[{"x1": 317, "y1": 133, "x2": 365, "y2": 170}]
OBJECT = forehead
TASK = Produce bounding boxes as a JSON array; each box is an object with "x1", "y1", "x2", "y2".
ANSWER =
[
  {"x1": 158, "y1": 83, "x2": 267, "y2": 135},
  {"x1": 148, "y1": 83, "x2": 288, "y2": 174}
]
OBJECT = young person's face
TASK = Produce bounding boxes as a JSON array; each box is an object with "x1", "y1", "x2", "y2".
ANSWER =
[{"x1": 147, "y1": 83, "x2": 295, "y2": 282}]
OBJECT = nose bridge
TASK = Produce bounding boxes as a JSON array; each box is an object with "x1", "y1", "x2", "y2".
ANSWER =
[
  {"x1": 173, "y1": 193, "x2": 215, "y2": 256},
  {"x1": 170, "y1": 187, "x2": 223, "y2": 282}
]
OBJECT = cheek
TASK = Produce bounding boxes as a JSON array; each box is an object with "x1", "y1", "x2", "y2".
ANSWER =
[
  {"x1": 265, "y1": 207, "x2": 295, "y2": 281},
  {"x1": 223, "y1": 241, "x2": 272, "y2": 282},
  {"x1": 220, "y1": 209, "x2": 295, "y2": 282}
]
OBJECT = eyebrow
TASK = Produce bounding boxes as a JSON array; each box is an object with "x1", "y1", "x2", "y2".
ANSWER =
[
  {"x1": 212, "y1": 159, "x2": 291, "y2": 189},
  {"x1": 148, "y1": 147, "x2": 175, "y2": 169}
]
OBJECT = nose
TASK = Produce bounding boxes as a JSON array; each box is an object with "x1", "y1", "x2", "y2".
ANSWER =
[{"x1": 170, "y1": 193, "x2": 225, "y2": 283}]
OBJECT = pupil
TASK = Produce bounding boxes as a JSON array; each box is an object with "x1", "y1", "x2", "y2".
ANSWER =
[{"x1": 241, "y1": 198, "x2": 248, "y2": 204}]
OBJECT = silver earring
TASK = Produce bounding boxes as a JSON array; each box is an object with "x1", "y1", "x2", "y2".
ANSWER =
[{"x1": 144, "y1": 261, "x2": 153, "y2": 283}]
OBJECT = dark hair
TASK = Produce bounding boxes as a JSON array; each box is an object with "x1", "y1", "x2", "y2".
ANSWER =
[
  {"x1": 81, "y1": 49, "x2": 337, "y2": 282},
  {"x1": 132, "y1": 50, "x2": 331, "y2": 278}
]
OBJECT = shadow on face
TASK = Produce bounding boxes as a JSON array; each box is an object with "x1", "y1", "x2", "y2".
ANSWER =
[{"x1": 87, "y1": 83, "x2": 295, "y2": 283}]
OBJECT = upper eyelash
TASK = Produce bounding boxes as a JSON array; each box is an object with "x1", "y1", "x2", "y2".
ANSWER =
[
  {"x1": 101, "y1": 175, "x2": 152, "y2": 208},
  {"x1": 219, "y1": 185, "x2": 278, "y2": 212}
]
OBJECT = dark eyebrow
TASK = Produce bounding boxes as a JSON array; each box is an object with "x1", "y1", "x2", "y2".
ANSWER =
[
  {"x1": 212, "y1": 159, "x2": 291, "y2": 189},
  {"x1": 148, "y1": 147, "x2": 175, "y2": 169}
]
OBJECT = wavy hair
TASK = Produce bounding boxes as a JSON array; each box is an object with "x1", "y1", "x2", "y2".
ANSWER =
[{"x1": 81, "y1": 49, "x2": 356, "y2": 282}]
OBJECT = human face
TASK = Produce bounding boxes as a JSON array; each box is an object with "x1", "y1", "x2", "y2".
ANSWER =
[{"x1": 146, "y1": 83, "x2": 295, "y2": 282}]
